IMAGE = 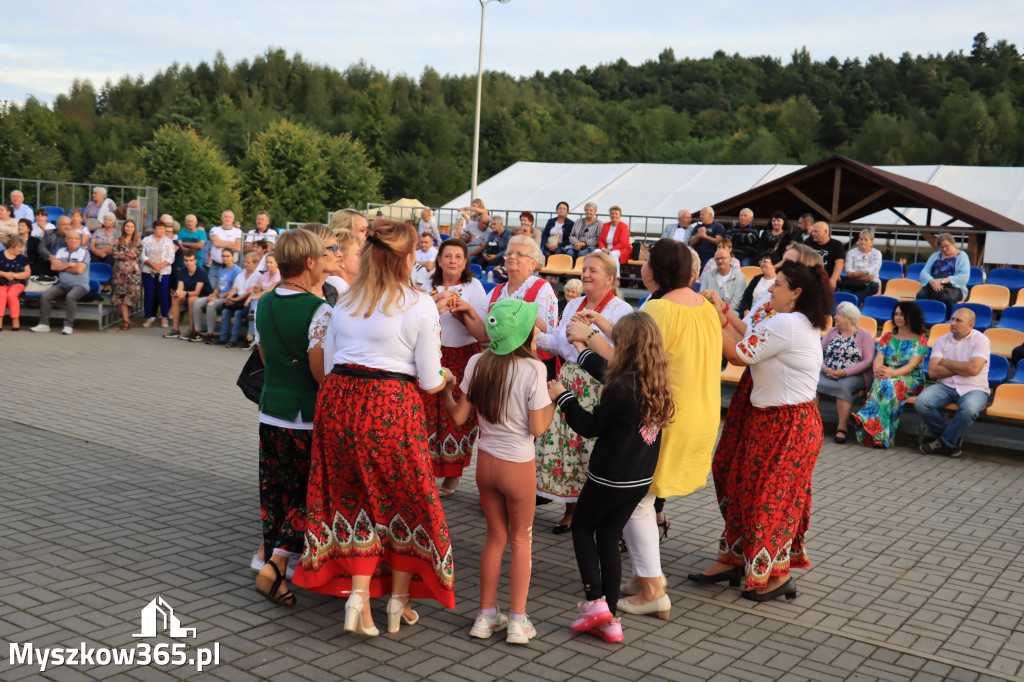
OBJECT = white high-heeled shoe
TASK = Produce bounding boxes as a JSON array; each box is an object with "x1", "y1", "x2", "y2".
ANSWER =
[
  {"x1": 344, "y1": 589, "x2": 379, "y2": 636},
  {"x1": 386, "y1": 593, "x2": 419, "y2": 634}
]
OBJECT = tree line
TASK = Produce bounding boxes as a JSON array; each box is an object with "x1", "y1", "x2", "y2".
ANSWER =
[{"x1": 0, "y1": 32, "x2": 1020, "y2": 225}]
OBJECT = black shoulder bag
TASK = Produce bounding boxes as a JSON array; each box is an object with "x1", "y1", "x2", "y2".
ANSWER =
[{"x1": 236, "y1": 294, "x2": 316, "y2": 404}]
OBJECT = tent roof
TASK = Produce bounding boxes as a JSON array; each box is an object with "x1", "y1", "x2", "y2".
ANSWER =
[{"x1": 442, "y1": 158, "x2": 1024, "y2": 231}]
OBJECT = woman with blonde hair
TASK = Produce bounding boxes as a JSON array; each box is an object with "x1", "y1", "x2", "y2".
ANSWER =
[
  {"x1": 296, "y1": 219, "x2": 457, "y2": 637},
  {"x1": 535, "y1": 250, "x2": 632, "y2": 533}
]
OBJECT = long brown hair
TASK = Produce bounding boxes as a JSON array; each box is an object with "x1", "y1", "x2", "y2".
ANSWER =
[
  {"x1": 117, "y1": 219, "x2": 140, "y2": 248},
  {"x1": 430, "y1": 238, "x2": 471, "y2": 288},
  {"x1": 467, "y1": 329, "x2": 538, "y2": 424},
  {"x1": 604, "y1": 312, "x2": 674, "y2": 429},
  {"x1": 342, "y1": 218, "x2": 417, "y2": 318}
]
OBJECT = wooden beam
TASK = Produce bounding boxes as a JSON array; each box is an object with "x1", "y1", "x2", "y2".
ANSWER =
[
  {"x1": 968, "y1": 233, "x2": 984, "y2": 267},
  {"x1": 831, "y1": 167, "x2": 842, "y2": 219},
  {"x1": 835, "y1": 188, "x2": 888, "y2": 222},
  {"x1": 888, "y1": 207, "x2": 916, "y2": 225},
  {"x1": 941, "y1": 216, "x2": 957, "y2": 227},
  {"x1": 785, "y1": 184, "x2": 831, "y2": 222}
]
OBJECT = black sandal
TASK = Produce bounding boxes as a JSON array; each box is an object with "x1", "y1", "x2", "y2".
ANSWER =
[
  {"x1": 657, "y1": 519, "x2": 670, "y2": 543},
  {"x1": 255, "y1": 561, "x2": 297, "y2": 607},
  {"x1": 834, "y1": 430, "x2": 847, "y2": 444}
]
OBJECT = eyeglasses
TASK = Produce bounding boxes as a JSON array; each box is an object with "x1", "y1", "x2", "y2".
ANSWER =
[
  {"x1": 324, "y1": 245, "x2": 340, "y2": 254},
  {"x1": 505, "y1": 251, "x2": 534, "y2": 260}
]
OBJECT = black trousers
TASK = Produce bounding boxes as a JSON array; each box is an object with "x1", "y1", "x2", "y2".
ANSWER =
[{"x1": 572, "y1": 480, "x2": 648, "y2": 615}]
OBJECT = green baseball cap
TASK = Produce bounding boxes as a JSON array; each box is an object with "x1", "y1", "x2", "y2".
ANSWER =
[{"x1": 486, "y1": 298, "x2": 539, "y2": 356}]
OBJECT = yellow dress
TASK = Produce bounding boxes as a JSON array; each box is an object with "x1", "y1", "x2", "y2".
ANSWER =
[{"x1": 641, "y1": 297, "x2": 722, "y2": 498}]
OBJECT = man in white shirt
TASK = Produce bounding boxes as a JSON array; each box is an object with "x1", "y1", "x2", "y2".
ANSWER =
[
  {"x1": 208, "y1": 209, "x2": 243, "y2": 287},
  {"x1": 415, "y1": 233, "x2": 438, "y2": 272},
  {"x1": 661, "y1": 209, "x2": 694, "y2": 243},
  {"x1": 10, "y1": 190, "x2": 34, "y2": 222},
  {"x1": 699, "y1": 247, "x2": 746, "y2": 311},
  {"x1": 244, "y1": 211, "x2": 277, "y2": 254}
]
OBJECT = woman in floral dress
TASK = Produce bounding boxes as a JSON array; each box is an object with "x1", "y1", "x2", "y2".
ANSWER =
[
  {"x1": 852, "y1": 301, "x2": 929, "y2": 448},
  {"x1": 111, "y1": 219, "x2": 141, "y2": 330}
]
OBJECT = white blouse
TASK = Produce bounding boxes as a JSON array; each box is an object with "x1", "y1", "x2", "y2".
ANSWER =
[
  {"x1": 736, "y1": 311, "x2": 823, "y2": 408},
  {"x1": 537, "y1": 292, "x2": 633, "y2": 364},
  {"x1": 140, "y1": 235, "x2": 177, "y2": 275},
  {"x1": 489, "y1": 275, "x2": 559, "y2": 332},
  {"x1": 327, "y1": 289, "x2": 444, "y2": 391},
  {"x1": 433, "y1": 278, "x2": 489, "y2": 348}
]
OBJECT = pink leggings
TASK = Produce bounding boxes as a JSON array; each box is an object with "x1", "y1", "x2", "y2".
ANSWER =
[
  {"x1": 476, "y1": 449, "x2": 536, "y2": 614},
  {"x1": 0, "y1": 283, "x2": 24, "y2": 320}
]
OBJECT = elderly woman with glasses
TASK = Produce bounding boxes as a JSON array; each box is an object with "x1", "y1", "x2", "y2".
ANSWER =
[{"x1": 816, "y1": 301, "x2": 876, "y2": 443}]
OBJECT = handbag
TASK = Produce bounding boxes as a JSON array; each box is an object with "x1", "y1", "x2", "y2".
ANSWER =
[
  {"x1": 25, "y1": 275, "x2": 58, "y2": 294},
  {"x1": 235, "y1": 293, "x2": 316, "y2": 404},
  {"x1": 638, "y1": 241, "x2": 652, "y2": 262}
]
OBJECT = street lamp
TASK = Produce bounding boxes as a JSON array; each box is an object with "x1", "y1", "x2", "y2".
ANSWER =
[{"x1": 470, "y1": 0, "x2": 510, "y2": 202}]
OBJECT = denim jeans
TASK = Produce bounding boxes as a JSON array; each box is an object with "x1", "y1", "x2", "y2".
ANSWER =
[
  {"x1": 220, "y1": 306, "x2": 247, "y2": 343},
  {"x1": 208, "y1": 262, "x2": 222, "y2": 289},
  {"x1": 564, "y1": 245, "x2": 596, "y2": 262},
  {"x1": 915, "y1": 383, "x2": 988, "y2": 448}
]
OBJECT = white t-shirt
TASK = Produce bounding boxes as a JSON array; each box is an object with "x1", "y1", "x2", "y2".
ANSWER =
[
  {"x1": 327, "y1": 289, "x2": 444, "y2": 391},
  {"x1": 411, "y1": 263, "x2": 432, "y2": 290},
  {"x1": 231, "y1": 270, "x2": 261, "y2": 297},
  {"x1": 415, "y1": 247, "x2": 438, "y2": 264},
  {"x1": 245, "y1": 228, "x2": 278, "y2": 246},
  {"x1": 254, "y1": 289, "x2": 332, "y2": 430},
  {"x1": 752, "y1": 277, "x2": 775, "y2": 304},
  {"x1": 434, "y1": 279, "x2": 488, "y2": 348},
  {"x1": 736, "y1": 311, "x2": 823, "y2": 408},
  {"x1": 461, "y1": 354, "x2": 550, "y2": 463},
  {"x1": 209, "y1": 226, "x2": 243, "y2": 264}
]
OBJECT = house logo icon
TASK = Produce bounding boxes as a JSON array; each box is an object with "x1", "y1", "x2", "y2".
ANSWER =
[{"x1": 132, "y1": 597, "x2": 197, "y2": 639}]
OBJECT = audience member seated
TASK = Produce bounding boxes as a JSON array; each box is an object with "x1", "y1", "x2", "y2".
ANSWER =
[
  {"x1": 38, "y1": 216, "x2": 72, "y2": 276},
  {"x1": 661, "y1": 208, "x2": 696, "y2": 244},
  {"x1": 598, "y1": 205, "x2": 631, "y2": 271},
  {"x1": 0, "y1": 203, "x2": 17, "y2": 245},
  {"x1": 244, "y1": 211, "x2": 278, "y2": 254},
  {"x1": 837, "y1": 229, "x2": 883, "y2": 306},
  {"x1": 163, "y1": 249, "x2": 211, "y2": 339},
  {"x1": 726, "y1": 207, "x2": 759, "y2": 266},
  {"x1": 756, "y1": 211, "x2": 792, "y2": 264},
  {"x1": 542, "y1": 201, "x2": 574, "y2": 257},
  {"x1": 690, "y1": 206, "x2": 726, "y2": 269},
  {"x1": 67, "y1": 209, "x2": 91, "y2": 244},
  {"x1": 83, "y1": 187, "x2": 117, "y2": 228},
  {"x1": 30, "y1": 230, "x2": 91, "y2": 335},
  {"x1": 561, "y1": 278, "x2": 583, "y2": 316},
  {"x1": 190, "y1": 248, "x2": 241, "y2": 342},
  {"x1": 245, "y1": 254, "x2": 280, "y2": 348},
  {"x1": 916, "y1": 232, "x2": 970, "y2": 320},
  {"x1": 90, "y1": 214, "x2": 119, "y2": 266},
  {"x1": 851, "y1": 302, "x2": 928, "y2": 448},
  {"x1": 0, "y1": 236, "x2": 31, "y2": 331},
  {"x1": 216, "y1": 252, "x2": 261, "y2": 348},
  {"x1": 17, "y1": 220, "x2": 42, "y2": 275},
  {"x1": 140, "y1": 220, "x2": 178, "y2": 328},
  {"x1": 178, "y1": 215, "x2": 207, "y2": 266},
  {"x1": 699, "y1": 237, "x2": 741, "y2": 278},
  {"x1": 699, "y1": 247, "x2": 746, "y2": 312},
  {"x1": 462, "y1": 212, "x2": 491, "y2": 263},
  {"x1": 565, "y1": 202, "x2": 602, "y2": 261},
  {"x1": 418, "y1": 207, "x2": 440, "y2": 243},
  {"x1": 917, "y1": 308, "x2": 991, "y2": 458},
  {"x1": 817, "y1": 302, "x2": 877, "y2": 443},
  {"x1": 517, "y1": 211, "x2": 536, "y2": 240},
  {"x1": 249, "y1": 239, "x2": 270, "y2": 273},
  {"x1": 208, "y1": 210, "x2": 243, "y2": 287},
  {"x1": 415, "y1": 233, "x2": 438, "y2": 272},
  {"x1": 738, "y1": 252, "x2": 777, "y2": 316},
  {"x1": 9, "y1": 190, "x2": 34, "y2": 222},
  {"x1": 31, "y1": 208, "x2": 53, "y2": 238},
  {"x1": 111, "y1": 219, "x2": 142, "y2": 330},
  {"x1": 807, "y1": 221, "x2": 845, "y2": 291},
  {"x1": 475, "y1": 216, "x2": 510, "y2": 268}
]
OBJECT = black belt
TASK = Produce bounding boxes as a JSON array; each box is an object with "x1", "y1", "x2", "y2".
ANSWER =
[{"x1": 331, "y1": 365, "x2": 416, "y2": 384}]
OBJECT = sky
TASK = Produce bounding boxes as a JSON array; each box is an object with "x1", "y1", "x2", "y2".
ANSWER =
[{"x1": 1, "y1": 1, "x2": 1022, "y2": 105}]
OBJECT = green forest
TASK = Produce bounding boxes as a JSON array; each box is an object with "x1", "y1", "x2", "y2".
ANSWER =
[{"x1": 0, "y1": 32, "x2": 1020, "y2": 225}]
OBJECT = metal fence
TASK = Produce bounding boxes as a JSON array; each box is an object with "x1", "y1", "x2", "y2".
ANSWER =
[{"x1": 0, "y1": 177, "x2": 158, "y2": 230}]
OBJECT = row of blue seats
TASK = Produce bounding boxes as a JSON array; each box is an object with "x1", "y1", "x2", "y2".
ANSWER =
[
  {"x1": 839, "y1": 292, "x2": 1024, "y2": 332},
  {"x1": 879, "y1": 261, "x2": 1024, "y2": 292},
  {"x1": 920, "y1": 349, "x2": 1023, "y2": 388}
]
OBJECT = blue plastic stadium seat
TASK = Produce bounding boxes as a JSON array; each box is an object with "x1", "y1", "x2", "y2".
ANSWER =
[
  {"x1": 41, "y1": 205, "x2": 65, "y2": 223},
  {"x1": 916, "y1": 299, "x2": 949, "y2": 327},
  {"x1": 439, "y1": 233, "x2": 451, "y2": 241},
  {"x1": 833, "y1": 291, "x2": 859, "y2": 310},
  {"x1": 967, "y1": 267, "x2": 985, "y2": 289},
  {"x1": 469, "y1": 263, "x2": 483, "y2": 279},
  {"x1": 906, "y1": 263, "x2": 925, "y2": 282},
  {"x1": 986, "y1": 268, "x2": 1024, "y2": 293},
  {"x1": 1011, "y1": 360, "x2": 1024, "y2": 385},
  {"x1": 879, "y1": 260, "x2": 904, "y2": 283},
  {"x1": 481, "y1": 280, "x2": 497, "y2": 294},
  {"x1": 990, "y1": 354, "x2": 1010, "y2": 387},
  {"x1": 998, "y1": 307, "x2": 1024, "y2": 333},
  {"x1": 861, "y1": 295, "x2": 899, "y2": 323},
  {"x1": 952, "y1": 302, "x2": 993, "y2": 332}
]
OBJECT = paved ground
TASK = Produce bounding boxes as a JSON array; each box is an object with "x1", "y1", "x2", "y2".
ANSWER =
[{"x1": 3, "y1": 323, "x2": 1024, "y2": 681}]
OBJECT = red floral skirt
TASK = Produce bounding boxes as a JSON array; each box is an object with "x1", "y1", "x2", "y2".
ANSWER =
[
  {"x1": 293, "y1": 365, "x2": 455, "y2": 608},
  {"x1": 424, "y1": 343, "x2": 481, "y2": 477},
  {"x1": 713, "y1": 371, "x2": 823, "y2": 588}
]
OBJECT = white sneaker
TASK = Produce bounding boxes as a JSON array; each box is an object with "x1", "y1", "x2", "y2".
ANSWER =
[
  {"x1": 62, "y1": 326, "x2": 73, "y2": 335},
  {"x1": 505, "y1": 616, "x2": 536, "y2": 644},
  {"x1": 29, "y1": 324, "x2": 50, "y2": 333},
  {"x1": 143, "y1": 317, "x2": 155, "y2": 327},
  {"x1": 469, "y1": 609, "x2": 508, "y2": 639}
]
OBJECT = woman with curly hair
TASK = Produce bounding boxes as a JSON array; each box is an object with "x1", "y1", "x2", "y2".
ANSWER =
[{"x1": 852, "y1": 301, "x2": 929, "y2": 448}]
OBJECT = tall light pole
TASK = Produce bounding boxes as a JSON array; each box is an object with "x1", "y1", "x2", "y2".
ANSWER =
[{"x1": 471, "y1": 0, "x2": 510, "y2": 202}]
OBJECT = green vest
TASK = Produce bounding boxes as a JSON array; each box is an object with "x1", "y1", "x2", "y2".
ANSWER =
[{"x1": 257, "y1": 290, "x2": 323, "y2": 422}]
